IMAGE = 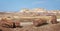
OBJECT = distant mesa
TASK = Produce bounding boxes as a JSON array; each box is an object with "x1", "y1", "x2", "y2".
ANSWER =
[
  {"x1": 0, "y1": 8, "x2": 60, "y2": 16},
  {"x1": 19, "y1": 8, "x2": 46, "y2": 13},
  {"x1": 20, "y1": 8, "x2": 30, "y2": 12}
]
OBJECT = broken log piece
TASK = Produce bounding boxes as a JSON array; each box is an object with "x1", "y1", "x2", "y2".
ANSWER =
[
  {"x1": 33, "y1": 18, "x2": 47, "y2": 27},
  {"x1": 50, "y1": 15, "x2": 58, "y2": 24}
]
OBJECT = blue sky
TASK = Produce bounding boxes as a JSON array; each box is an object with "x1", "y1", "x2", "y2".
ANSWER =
[{"x1": 0, "y1": 0, "x2": 60, "y2": 12}]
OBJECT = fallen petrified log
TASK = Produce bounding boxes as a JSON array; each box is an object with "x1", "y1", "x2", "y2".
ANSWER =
[
  {"x1": 0, "y1": 17, "x2": 21, "y2": 28},
  {"x1": 33, "y1": 18, "x2": 47, "y2": 27},
  {"x1": 49, "y1": 15, "x2": 58, "y2": 24},
  {"x1": 33, "y1": 15, "x2": 58, "y2": 27}
]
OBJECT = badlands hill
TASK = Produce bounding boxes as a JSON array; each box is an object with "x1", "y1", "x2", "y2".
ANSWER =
[{"x1": 0, "y1": 8, "x2": 60, "y2": 18}]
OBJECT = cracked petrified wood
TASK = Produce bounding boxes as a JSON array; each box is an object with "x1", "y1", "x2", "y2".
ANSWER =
[
  {"x1": 33, "y1": 18, "x2": 47, "y2": 27},
  {"x1": 0, "y1": 17, "x2": 21, "y2": 28},
  {"x1": 50, "y1": 15, "x2": 58, "y2": 24}
]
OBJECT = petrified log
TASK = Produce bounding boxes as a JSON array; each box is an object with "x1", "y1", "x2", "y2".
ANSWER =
[
  {"x1": 50, "y1": 15, "x2": 57, "y2": 24},
  {"x1": 33, "y1": 18, "x2": 47, "y2": 27},
  {"x1": 0, "y1": 17, "x2": 21, "y2": 28}
]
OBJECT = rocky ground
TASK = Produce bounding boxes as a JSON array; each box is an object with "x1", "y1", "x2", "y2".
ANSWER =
[{"x1": 0, "y1": 22, "x2": 60, "y2": 31}]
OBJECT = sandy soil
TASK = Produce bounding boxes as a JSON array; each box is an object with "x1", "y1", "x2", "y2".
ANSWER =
[{"x1": 0, "y1": 22, "x2": 60, "y2": 31}]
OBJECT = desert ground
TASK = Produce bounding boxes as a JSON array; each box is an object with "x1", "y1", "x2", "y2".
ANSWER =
[
  {"x1": 0, "y1": 12, "x2": 60, "y2": 31},
  {"x1": 0, "y1": 19, "x2": 60, "y2": 31}
]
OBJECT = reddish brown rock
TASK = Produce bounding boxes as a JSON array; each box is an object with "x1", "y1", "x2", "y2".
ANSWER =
[
  {"x1": 0, "y1": 17, "x2": 21, "y2": 28},
  {"x1": 33, "y1": 18, "x2": 46, "y2": 27},
  {"x1": 50, "y1": 15, "x2": 57, "y2": 24}
]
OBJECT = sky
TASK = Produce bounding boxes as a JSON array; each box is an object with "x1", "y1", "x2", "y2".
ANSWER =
[{"x1": 0, "y1": 0, "x2": 60, "y2": 12}]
